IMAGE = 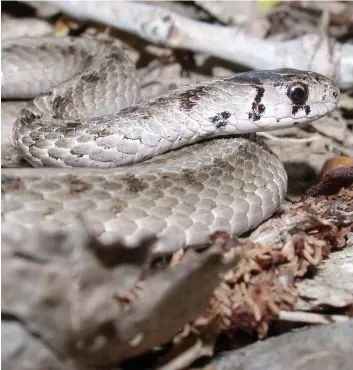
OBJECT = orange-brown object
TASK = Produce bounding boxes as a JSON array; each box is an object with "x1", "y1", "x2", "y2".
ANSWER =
[
  {"x1": 320, "y1": 156, "x2": 353, "y2": 182},
  {"x1": 55, "y1": 17, "x2": 71, "y2": 36}
]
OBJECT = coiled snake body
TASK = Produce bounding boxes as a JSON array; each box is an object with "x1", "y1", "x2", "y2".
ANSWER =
[{"x1": 1, "y1": 37, "x2": 340, "y2": 251}]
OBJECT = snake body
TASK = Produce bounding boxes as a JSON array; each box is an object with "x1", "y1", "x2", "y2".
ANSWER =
[{"x1": 1, "y1": 37, "x2": 340, "y2": 251}]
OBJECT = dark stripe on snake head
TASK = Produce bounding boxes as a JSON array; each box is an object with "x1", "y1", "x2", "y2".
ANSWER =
[
  {"x1": 248, "y1": 86, "x2": 266, "y2": 122},
  {"x1": 292, "y1": 105, "x2": 311, "y2": 116}
]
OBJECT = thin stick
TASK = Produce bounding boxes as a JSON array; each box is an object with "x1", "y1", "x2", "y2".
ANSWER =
[
  {"x1": 53, "y1": 1, "x2": 352, "y2": 88},
  {"x1": 278, "y1": 310, "x2": 350, "y2": 325},
  {"x1": 258, "y1": 132, "x2": 322, "y2": 143}
]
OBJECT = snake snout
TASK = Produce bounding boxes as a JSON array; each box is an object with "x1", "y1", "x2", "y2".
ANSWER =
[{"x1": 270, "y1": 70, "x2": 340, "y2": 129}]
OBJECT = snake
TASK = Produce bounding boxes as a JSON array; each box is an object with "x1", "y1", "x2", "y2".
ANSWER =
[{"x1": 1, "y1": 36, "x2": 340, "y2": 252}]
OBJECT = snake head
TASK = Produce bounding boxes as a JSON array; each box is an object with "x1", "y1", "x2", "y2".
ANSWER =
[
  {"x1": 225, "y1": 68, "x2": 340, "y2": 133},
  {"x1": 208, "y1": 68, "x2": 340, "y2": 135},
  {"x1": 264, "y1": 68, "x2": 340, "y2": 129}
]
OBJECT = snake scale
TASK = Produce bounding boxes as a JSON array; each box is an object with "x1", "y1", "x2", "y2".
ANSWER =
[{"x1": 1, "y1": 37, "x2": 340, "y2": 252}]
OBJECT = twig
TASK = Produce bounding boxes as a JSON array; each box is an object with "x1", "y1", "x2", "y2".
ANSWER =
[
  {"x1": 258, "y1": 132, "x2": 322, "y2": 143},
  {"x1": 156, "y1": 339, "x2": 213, "y2": 370},
  {"x1": 53, "y1": 0, "x2": 352, "y2": 88},
  {"x1": 278, "y1": 310, "x2": 350, "y2": 325}
]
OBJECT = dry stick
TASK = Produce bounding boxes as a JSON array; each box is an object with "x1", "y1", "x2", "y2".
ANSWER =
[
  {"x1": 278, "y1": 310, "x2": 350, "y2": 325},
  {"x1": 156, "y1": 339, "x2": 213, "y2": 370},
  {"x1": 258, "y1": 132, "x2": 322, "y2": 143},
  {"x1": 53, "y1": 1, "x2": 353, "y2": 89}
]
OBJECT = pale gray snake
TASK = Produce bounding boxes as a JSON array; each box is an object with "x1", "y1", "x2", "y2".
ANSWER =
[{"x1": 1, "y1": 37, "x2": 340, "y2": 252}]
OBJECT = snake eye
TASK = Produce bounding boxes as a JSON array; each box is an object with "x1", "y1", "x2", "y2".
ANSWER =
[{"x1": 287, "y1": 83, "x2": 308, "y2": 105}]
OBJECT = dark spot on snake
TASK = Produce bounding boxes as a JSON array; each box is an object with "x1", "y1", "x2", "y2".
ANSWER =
[
  {"x1": 228, "y1": 72, "x2": 265, "y2": 86},
  {"x1": 159, "y1": 170, "x2": 203, "y2": 188},
  {"x1": 248, "y1": 104, "x2": 265, "y2": 122},
  {"x1": 66, "y1": 121, "x2": 81, "y2": 129},
  {"x1": 81, "y1": 70, "x2": 100, "y2": 83},
  {"x1": 109, "y1": 52, "x2": 125, "y2": 62},
  {"x1": 180, "y1": 169, "x2": 202, "y2": 186},
  {"x1": 119, "y1": 106, "x2": 139, "y2": 114},
  {"x1": 248, "y1": 87, "x2": 265, "y2": 122},
  {"x1": 209, "y1": 111, "x2": 231, "y2": 129},
  {"x1": 122, "y1": 134, "x2": 142, "y2": 144},
  {"x1": 213, "y1": 158, "x2": 235, "y2": 173},
  {"x1": 333, "y1": 91, "x2": 338, "y2": 98},
  {"x1": 163, "y1": 15, "x2": 171, "y2": 22},
  {"x1": 292, "y1": 105, "x2": 301, "y2": 115},
  {"x1": 150, "y1": 97, "x2": 169, "y2": 108},
  {"x1": 258, "y1": 104, "x2": 265, "y2": 114},
  {"x1": 253, "y1": 86, "x2": 265, "y2": 105},
  {"x1": 122, "y1": 175, "x2": 149, "y2": 192},
  {"x1": 1, "y1": 176, "x2": 25, "y2": 193},
  {"x1": 36, "y1": 92, "x2": 46, "y2": 99},
  {"x1": 292, "y1": 105, "x2": 311, "y2": 116},
  {"x1": 20, "y1": 109, "x2": 42, "y2": 124},
  {"x1": 321, "y1": 94, "x2": 326, "y2": 101},
  {"x1": 69, "y1": 149, "x2": 84, "y2": 158},
  {"x1": 53, "y1": 96, "x2": 69, "y2": 111},
  {"x1": 178, "y1": 85, "x2": 208, "y2": 111},
  {"x1": 64, "y1": 176, "x2": 92, "y2": 194},
  {"x1": 293, "y1": 121, "x2": 299, "y2": 125}
]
